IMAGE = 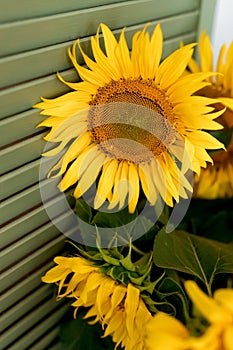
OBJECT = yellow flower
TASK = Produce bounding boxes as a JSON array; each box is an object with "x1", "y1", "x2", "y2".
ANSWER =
[
  {"x1": 145, "y1": 280, "x2": 233, "y2": 350},
  {"x1": 35, "y1": 24, "x2": 224, "y2": 213},
  {"x1": 185, "y1": 280, "x2": 233, "y2": 350},
  {"x1": 189, "y1": 31, "x2": 233, "y2": 199},
  {"x1": 42, "y1": 256, "x2": 152, "y2": 350}
]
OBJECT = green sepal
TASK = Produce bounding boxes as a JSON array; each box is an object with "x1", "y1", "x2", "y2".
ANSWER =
[
  {"x1": 135, "y1": 252, "x2": 153, "y2": 275},
  {"x1": 119, "y1": 244, "x2": 136, "y2": 272},
  {"x1": 101, "y1": 265, "x2": 129, "y2": 285},
  {"x1": 141, "y1": 294, "x2": 176, "y2": 314}
]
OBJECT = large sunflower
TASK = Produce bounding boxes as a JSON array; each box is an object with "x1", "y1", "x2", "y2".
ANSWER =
[
  {"x1": 35, "y1": 24, "x2": 224, "y2": 213},
  {"x1": 189, "y1": 31, "x2": 233, "y2": 199},
  {"x1": 42, "y1": 256, "x2": 151, "y2": 350}
]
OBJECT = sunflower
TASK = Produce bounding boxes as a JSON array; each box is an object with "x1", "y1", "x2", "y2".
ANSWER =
[
  {"x1": 145, "y1": 281, "x2": 233, "y2": 350},
  {"x1": 189, "y1": 31, "x2": 233, "y2": 199},
  {"x1": 42, "y1": 256, "x2": 152, "y2": 350},
  {"x1": 35, "y1": 24, "x2": 224, "y2": 213}
]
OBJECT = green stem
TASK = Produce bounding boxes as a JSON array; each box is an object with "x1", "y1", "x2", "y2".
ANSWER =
[{"x1": 117, "y1": 235, "x2": 145, "y2": 256}]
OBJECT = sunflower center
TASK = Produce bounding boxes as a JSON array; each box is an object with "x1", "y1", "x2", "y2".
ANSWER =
[{"x1": 88, "y1": 78, "x2": 176, "y2": 163}]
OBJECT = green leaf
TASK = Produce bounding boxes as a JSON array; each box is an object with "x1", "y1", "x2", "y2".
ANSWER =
[
  {"x1": 153, "y1": 229, "x2": 233, "y2": 294},
  {"x1": 75, "y1": 198, "x2": 92, "y2": 223},
  {"x1": 156, "y1": 270, "x2": 190, "y2": 322},
  {"x1": 92, "y1": 206, "x2": 137, "y2": 228},
  {"x1": 210, "y1": 128, "x2": 233, "y2": 148}
]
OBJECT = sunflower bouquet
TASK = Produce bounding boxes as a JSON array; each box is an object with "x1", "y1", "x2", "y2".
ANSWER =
[{"x1": 35, "y1": 24, "x2": 233, "y2": 350}]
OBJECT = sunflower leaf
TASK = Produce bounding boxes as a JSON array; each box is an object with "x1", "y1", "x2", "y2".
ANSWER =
[
  {"x1": 75, "y1": 198, "x2": 92, "y2": 223},
  {"x1": 155, "y1": 270, "x2": 190, "y2": 322},
  {"x1": 153, "y1": 229, "x2": 233, "y2": 292}
]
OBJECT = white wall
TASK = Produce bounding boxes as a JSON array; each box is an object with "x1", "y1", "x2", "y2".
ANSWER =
[{"x1": 211, "y1": 0, "x2": 233, "y2": 65}]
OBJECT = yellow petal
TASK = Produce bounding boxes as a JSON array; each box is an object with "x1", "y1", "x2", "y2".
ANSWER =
[
  {"x1": 199, "y1": 31, "x2": 213, "y2": 73},
  {"x1": 77, "y1": 39, "x2": 111, "y2": 83},
  {"x1": 156, "y1": 44, "x2": 196, "y2": 89},
  {"x1": 91, "y1": 32, "x2": 121, "y2": 80},
  {"x1": 68, "y1": 42, "x2": 107, "y2": 86},
  {"x1": 57, "y1": 132, "x2": 91, "y2": 176},
  {"x1": 148, "y1": 23, "x2": 163, "y2": 78},
  {"x1": 138, "y1": 162, "x2": 158, "y2": 205},
  {"x1": 185, "y1": 280, "x2": 232, "y2": 324},
  {"x1": 94, "y1": 159, "x2": 118, "y2": 209},
  {"x1": 57, "y1": 72, "x2": 98, "y2": 93},
  {"x1": 146, "y1": 312, "x2": 189, "y2": 350},
  {"x1": 131, "y1": 30, "x2": 142, "y2": 78},
  {"x1": 103, "y1": 310, "x2": 124, "y2": 338},
  {"x1": 96, "y1": 278, "x2": 115, "y2": 319},
  {"x1": 115, "y1": 28, "x2": 133, "y2": 79},
  {"x1": 214, "y1": 289, "x2": 233, "y2": 314},
  {"x1": 128, "y1": 162, "x2": 140, "y2": 213},
  {"x1": 117, "y1": 161, "x2": 129, "y2": 209},
  {"x1": 108, "y1": 161, "x2": 123, "y2": 209},
  {"x1": 125, "y1": 284, "x2": 140, "y2": 337},
  {"x1": 188, "y1": 56, "x2": 201, "y2": 73},
  {"x1": 223, "y1": 325, "x2": 233, "y2": 350},
  {"x1": 217, "y1": 97, "x2": 233, "y2": 111},
  {"x1": 59, "y1": 144, "x2": 97, "y2": 191},
  {"x1": 110, "y1": 284, "x2": 127, "y2": 309},
  {"x1": 100, "y1": 23, "x2": 118, "y2": 60},
  {"x1": 168, "y1": 72, "x2": 216, "y2": 103},
  {"x1": 187, "y1": 130, "x2": 225, "y2": 150},
  {"x1": 73, "y1": 151, "x2": 106, "y2": 198},
  {"x1": 216, "y1": 43, "x2": 226, "y2": 85}
]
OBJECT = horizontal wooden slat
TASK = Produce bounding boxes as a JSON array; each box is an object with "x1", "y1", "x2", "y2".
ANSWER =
[
  {"x1": 0, "y1": 193, "x2": 73, "y2": 249},
  {"x1": 0, "y1": 235, "x2": 65, "y2": 293},
  {"x1": 28, "y1": 327, "x2": 61, "y2": 350},
  {"x1": 1, "y1": 297, "x2": 67, "y2": 349},
  {"x1": 1, "y1": 222, "x2": 61, "y2": 271},
  {"x1": 0, "y1": 69, "x2": 75, "y2": 120},
  {"x1": 0, "y1": 133, "x2": 45, "y2": 175},
  {"x1": 46, "y1": 341, "x2": 63, "y2": 350},
  {"x1": 0, "y1": 262, "x2": 54, "y2": 313},
  {"x1": 0, "y1": 110, "x2": 45, "y2": 147},
  {"x1": 0, "y1": 0, "x2": 199, "y2": 57},
  {"x1": 0, "y1": 178, "x2": 60, "y2": 224},
  {"x1": 1, "y1": 284, "x2": 52, "y2": 332},
  {"x1": 162, "y1": 32, "x2": 197, "y2": 59},
  {"x1": 1, "y1": 159, "x2": 41, "y2": 201},
  {"x1": 7, "y1": 306, "x2": 69, "y2": 350},
  {"x1": 0, "y1": 0, "x2": 127, "y2": 23},
  {"x1": 0, "y1": 11, "x2": 199, "y2": 89}
]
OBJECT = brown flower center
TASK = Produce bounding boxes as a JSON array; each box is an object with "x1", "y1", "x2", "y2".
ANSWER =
[{"x1": 88, "y1": 78, "x2": 176, "y2": 163}]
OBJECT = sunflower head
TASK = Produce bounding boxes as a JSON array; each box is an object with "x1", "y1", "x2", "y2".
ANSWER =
[
  {"x1": 189, "y1": 31, "x2": 233, "y2": 199},
  {"x1": 35, "y1": 23, "x2": 225, "y2": 213},
  {"x1": 42, "y1": 254, "x2": 152, "y2": 350}
]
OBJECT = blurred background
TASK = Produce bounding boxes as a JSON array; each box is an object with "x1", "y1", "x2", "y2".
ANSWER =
[{"x1": 212, "y1": 0, "x2": 233, "y2": 64}]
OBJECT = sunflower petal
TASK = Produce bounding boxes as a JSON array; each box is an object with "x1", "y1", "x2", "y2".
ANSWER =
[
  {"x1": 73, "y1": 151, "x2": 106, "y2": 197},
  {"x1": 125, "y1": 284, "x2": 140, "y2": 337},
  {"x1": 128, "y1": 162, "x2": 140, "y2": 213},
  {"x1": 185, "y1": 280, "x2": 232, "y2": 324},
  {"x1": 156, "y1": 44, "x2": 196, "y2": 89},
  {"x1": 95, "y1": 159, "x2": 118, "y2": 209}
]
